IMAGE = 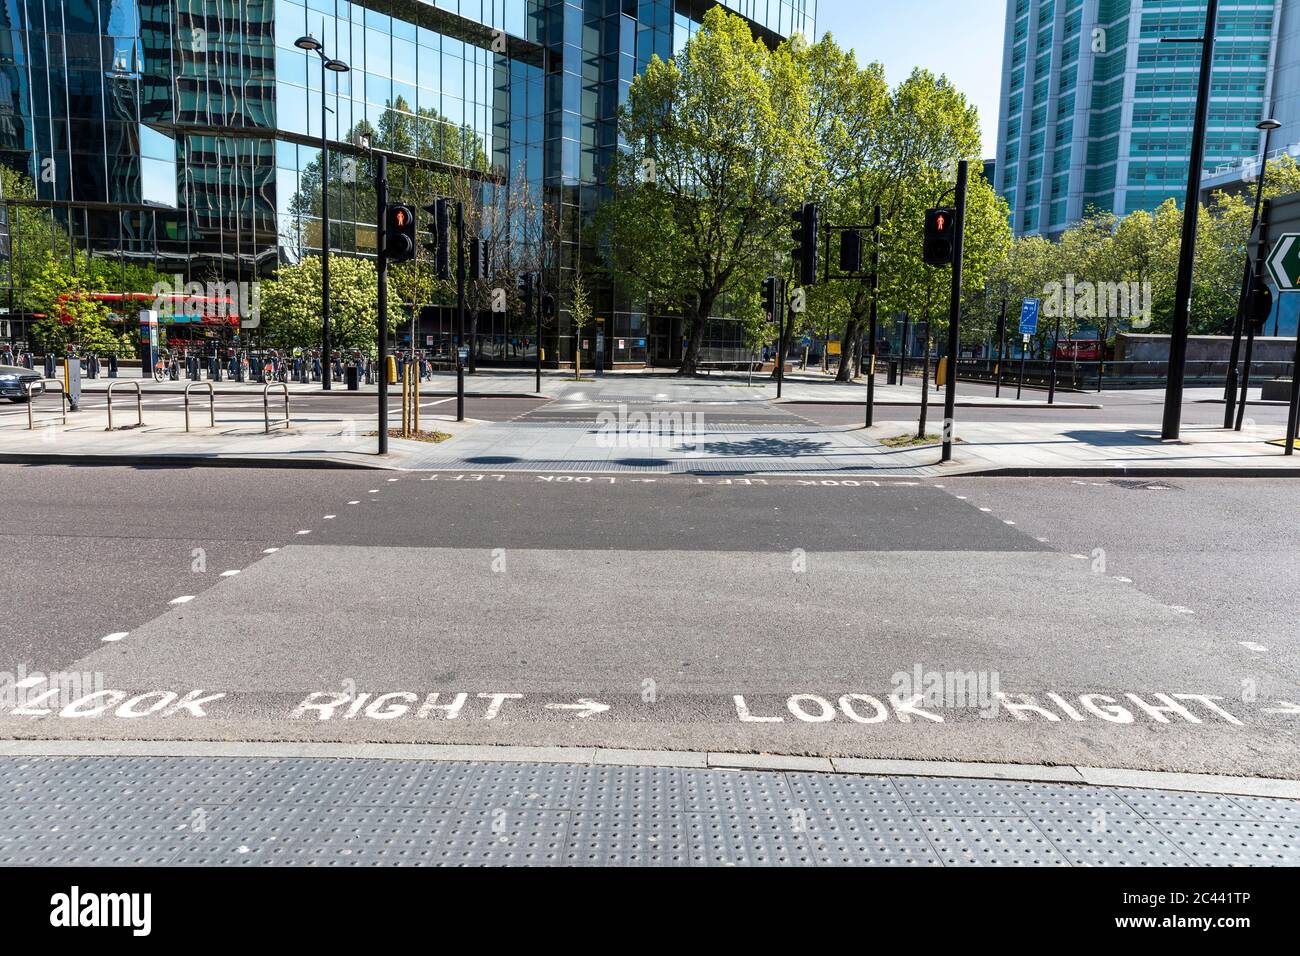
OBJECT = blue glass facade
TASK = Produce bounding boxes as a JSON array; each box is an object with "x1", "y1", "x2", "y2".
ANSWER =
[{"x1": 0, "y1": 0, "x2": 813, "y2": 363}]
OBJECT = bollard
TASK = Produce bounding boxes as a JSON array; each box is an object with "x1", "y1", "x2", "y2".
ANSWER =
[{"x1": 108, "y1": 354, "x2": 118, "y2": 378}]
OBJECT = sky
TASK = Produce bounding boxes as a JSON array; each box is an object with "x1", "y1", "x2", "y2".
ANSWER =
[{"x1": 814, "y1": 0, "x2": 1006, "y2": 158}]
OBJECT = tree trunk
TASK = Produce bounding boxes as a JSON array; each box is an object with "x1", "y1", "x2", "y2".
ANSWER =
[
  {"x1": 677, "y1": 297, "x2": 713, "y2": 376},
  {"x1": 836, "y1": 320, "x2": 861, "y2": 382}
]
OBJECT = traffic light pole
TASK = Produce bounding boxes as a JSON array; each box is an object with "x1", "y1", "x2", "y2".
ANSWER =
[
  {"x1": 1161, "y1": 0, "x2": 1219, "y2": 441},
  {"x1": 1235, "y1": 200, "x2": 1271, "y2": 432},
  {"x1": 941, "y1": 160, "x2": 968, "y2": 464},
  {"x1": 375, "y1": 155, "x2": 389, "y2": 455},
  {"x1": 455, "y1": 200, "x2": 466, "y2": 423},
  {"x1": 995, "y1": 298, "x2": 1007, "y2": 398},
  {"x1": 776, "y1": 277, "x2": 787, "y2": 399},
  {"x1": 865, "y1": 204, "x2": 880, "y2": 429},
  {"x1": 533, "y1": 274, "x2": 542, "y2": 395}
]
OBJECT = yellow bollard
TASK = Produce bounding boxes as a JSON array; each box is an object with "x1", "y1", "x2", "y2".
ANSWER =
[
  {"x1": 936, "y1": 357, "x2": 947, "y2": 387},
  {"x1": 386, "y1": 355, "x2": 398, "y2": 384}
]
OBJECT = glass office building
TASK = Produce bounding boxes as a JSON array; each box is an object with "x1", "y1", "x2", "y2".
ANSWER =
[
  {"x1": 995, "y1": 0, "x2": 1282, "y2": 237},
  {"x1": 0, "y1": 0, "x2": 815, "y2": 365}
]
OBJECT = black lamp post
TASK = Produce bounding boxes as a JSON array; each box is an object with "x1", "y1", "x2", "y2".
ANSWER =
[
  {"x1": 1223, "y1": 117, "x2": 1281, "y2": 427},
  {"x1": 295, "y1": 33, "x2": 349, "y2": 390}
]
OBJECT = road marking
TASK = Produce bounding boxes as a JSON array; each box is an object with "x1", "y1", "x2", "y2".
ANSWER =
[
  {"x1": 220, "y1": 570, "x2": 241, "y2": 577},
  {"x1": 323, "y1": 515, "x2": 336, "y2": 520},
  {"x1": 348, "y1": 501, "x2": 360, "y2": 505},
  {"x1": 368, "y1": 489, "x2": 379, "y2": 493},
  {"x1": 387, "y1": 478, "x2": 399, "y2": 482},
  {"x1": 544, "y1": 699, "x2": 610, "y2": 718},
  {"x1": 1003, "y1": 520, "x2": 1016, "y2": 525},
  {"x1": 101, "y1": 632, "x2": 129, "y2": 642},
  {"x1": 1239, "y1": 641, "x2": 1268, "y2": 653},
  {"x1": 296, "y1": 530, "x2": 311, "y2": 535},
  {"x1": 1169, "y1": 605, "x2": 1195, "y2": 615},
  {"x1": 169, "y1": 595, "x2": 195, "y2": 605},
  {"x1": 1114, "y1": 576, "x2": 1132, "y2": 583},
  {"x1": 979, "y1": 507, "x2": 992, "y2": 512},
  {"x1": 263, "y1": 548, "x2": 279, "y2": 554}
]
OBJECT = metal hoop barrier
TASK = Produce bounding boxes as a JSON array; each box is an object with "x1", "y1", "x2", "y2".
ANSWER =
[
  {"x1": 263, "y1": 382, "x2": 290, "y2": 433},
  {"x1": 24, "y1": 378, "x2": 65, "y2": 430},
  {"x1": 184, "y1": 381, "x2": 215, "y2": 432},
  {"x1": 105, "y1": 380, "x2": 143, "y2": 431}
]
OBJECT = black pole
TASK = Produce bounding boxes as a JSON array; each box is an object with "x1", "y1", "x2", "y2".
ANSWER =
[
  {"x1": 1285, "y1": 325, "x2": 1300, "y2": 456},
  {"x1": 1236, "y1": 199, "x2": 1271, "y2": 432},
  {"x1": 375, "y1": 155, "x2": 388, "y2": 455},
  {"x1": 1017, "y1": 331, "x2": 1027, "y2": 401},
  {"x1": 941, "y1": 161, "x2": 968, "y2": 463},
  {"x1": 1161, "y1": 0, "x2": 1219, "y2": 440},
  {"x1": 865, "y1": 204, "x2": 881, "y2": 428},
  {"x1": 455, "y1": 200, "x2": 465, "y2": 422},
  {"x1": 1048, "y1": 310, "x2": 1061, "y2": 405},
  {"x1": 995, "y1": 297, "x2": 1007, "y2": 398},
  {"x1": 900, "y1": 311, "x2": 911, "y2": 381},
  {"x1": 776, "y1": 278, "x2": 786, "y2": 399},
  {"x1": 1098, "y1": 316, "x2": 1110, "y2": 392},
  {"x1": 320, "y1": 58, "x2": 332, "y2": 391},
  {"x1": 1225, "y1": 131, "x2": 1275, "y2": 426},
  {"x1": 527, "y1": 273, "x2": 538, "y2": 395}
]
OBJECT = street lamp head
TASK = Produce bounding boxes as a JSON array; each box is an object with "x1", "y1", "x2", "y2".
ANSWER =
[
  {"x1": 1257, "y1": 118, "x2": 1282, "y2": 131},
  {"x1": 324, "y1": 58, "x2": 350, "y2": 73},
  {"x1": 294, "y1": 34, "x2": 323, "y2": 52}
]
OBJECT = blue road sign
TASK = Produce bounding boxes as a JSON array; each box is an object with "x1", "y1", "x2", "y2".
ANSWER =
[{"x1": 1019, "y1": 298, "x2": 1040, "y2": 337}]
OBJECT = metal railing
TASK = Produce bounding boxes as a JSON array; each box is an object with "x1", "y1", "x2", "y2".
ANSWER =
[
  {"x1": 263, "y1": 381, "x2": 290, "y2": 433},
  {"x1": 24, "y1": 378, "x2": 65, "y2": 430},
  {"x1": 184, "y1": 381, "x2": 215, "y2": 432},
  {"x1": 105, "y1": 380, "x2": 143, "y2": 430}
]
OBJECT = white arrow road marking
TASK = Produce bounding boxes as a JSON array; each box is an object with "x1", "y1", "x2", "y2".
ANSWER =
[
  {"x1": 1262, "y1": 701, "x2": 1300, "y2": 716},
  {"x1": 544, "y1": 698, "x2": 610, "y2": 718}
]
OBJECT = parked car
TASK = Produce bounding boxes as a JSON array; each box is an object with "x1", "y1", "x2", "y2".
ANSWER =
[{"x1": 0, "y1": 364, "x2": 43, "y2": 402}]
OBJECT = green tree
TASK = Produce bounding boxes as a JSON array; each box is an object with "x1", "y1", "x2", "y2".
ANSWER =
[
  {"x1": 258, "y1": 256, "x2": 402, "y2": 353},
  {"x1": 596, "y1": 7, "x2": 818, "y2": 375}
]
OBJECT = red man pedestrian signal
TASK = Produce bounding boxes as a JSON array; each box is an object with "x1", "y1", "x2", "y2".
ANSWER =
[
  {"x1": 924, "y1": 207, "x2": 956, "y2": 266},
  {"x1": 385, "y1": 203, "x2": 416, "y2": 263}
]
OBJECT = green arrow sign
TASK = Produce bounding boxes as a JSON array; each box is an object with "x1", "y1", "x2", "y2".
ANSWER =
[{"x1": 1266, "y1": 234, "x2": 1300, "y2": 291}]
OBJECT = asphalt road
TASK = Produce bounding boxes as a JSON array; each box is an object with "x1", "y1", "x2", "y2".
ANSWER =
[{"x1": 1, "y1": 463, "x2": 1297, "y2": 778}]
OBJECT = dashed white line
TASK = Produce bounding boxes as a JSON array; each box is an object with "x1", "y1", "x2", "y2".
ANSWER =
[
  {"x1": 220, "y1": 570, "x2": 241, "y2": 577},
  {"x1": 1239, "y1": 641, "x2": 1268, "y2": 653},
  {"x1": 348, "y1": 500, "x2": 360, "y2": 505},
  {"x1": 296, "y1": 530, "x2": 312, "y2": 535},
  {"x1": 1113, "y1": 576, "x2": 1132, "y2": 583},
  {"x1": 263, "y1": 548, "x2": 280, "y2": 554},
  {"x1": 324, "y1": 515, "x2": 336, "y2": 520},
  {"x1": 169, "y1": 595, "x2": 195, "y2": 605},
  {"x1": 101, "y1": 632, "x2": 129, "y2": 642}
]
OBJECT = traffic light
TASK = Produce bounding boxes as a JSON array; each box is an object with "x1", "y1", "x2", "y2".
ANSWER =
[
  {"x1": 923, "y1": 207, "x2": 956, "y2": 266},
  {"x1": 541, "y1": 292, "x2": 556, "y2": 319},
  {"x1": 790, "y1": 202, "x2": 820, "y2": 286},
  {"x1": 762, "y1": 276, "x2": 778, "y2": 321},
  {"x1": 421, "y1": 198, "x2": 451, "y2": 280},
  {"x1": 1249, "y1": 282, "x2": 1274, "y2": 333},
  {"x1": 839, "y1": 228, "x2": 863, "y2": 273},
  {"x1": 385, "y1": 204, "x2": 416, "y2": 263},
  {"x1": 469, "y1": 238, "x2": 485, "y2": 280}
]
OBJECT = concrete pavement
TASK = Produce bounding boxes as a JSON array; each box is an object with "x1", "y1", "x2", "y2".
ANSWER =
[{"x1": 2, "y1": 749, "x2": 1298, "y2": 865}]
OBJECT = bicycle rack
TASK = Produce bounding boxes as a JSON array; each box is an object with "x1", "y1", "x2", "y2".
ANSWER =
[
  {"x1": 184, "y1": 381, "x2": 215, "y2": 432},
  {"x1": 24, "y1": 378, "x2": 65, "y2": 430},
  {"x1": 263, "y1": 381, "x2": 290, "y2": 433},
  {"x1": 106, "y1": 380, "x2": 143, "y2": 431}
]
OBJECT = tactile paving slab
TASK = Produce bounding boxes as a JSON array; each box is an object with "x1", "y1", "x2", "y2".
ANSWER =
[{"x1": 2, "y1": 757, "x2": 1299, "y2": 866}]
